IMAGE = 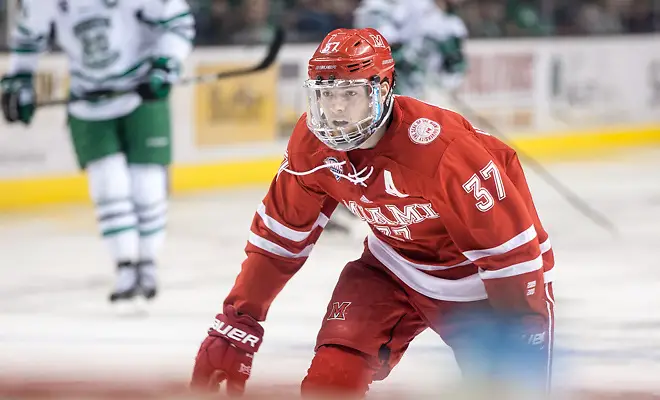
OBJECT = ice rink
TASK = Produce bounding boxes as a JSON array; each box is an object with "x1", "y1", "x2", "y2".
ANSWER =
[{"x1": 1, "y1": 148, "x2": 660, "y2": 398}]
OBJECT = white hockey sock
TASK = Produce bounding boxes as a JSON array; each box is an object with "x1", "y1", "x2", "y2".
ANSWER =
[
  {"x1": 130, "y1": 164, "x2": 168, "y2": 263},
  {"x1": 87, "y1": 154, "x2": 139, "y2": 264}
]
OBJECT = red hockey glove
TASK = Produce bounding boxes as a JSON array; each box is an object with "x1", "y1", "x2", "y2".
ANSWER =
[{"x1": 190, "y1": 305, "x2": 264, "y2": 396}]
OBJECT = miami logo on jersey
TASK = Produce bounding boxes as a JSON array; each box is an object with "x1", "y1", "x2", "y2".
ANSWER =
[
  {"x1": 327, "y1": 302, "x2": 351, "y2": 321},
  {"x1": 343, "y1": 201, "x2": 439, "y2": 227},
  {"x1": 343, "y1": 200, "x2": 440, "y2": 241}
]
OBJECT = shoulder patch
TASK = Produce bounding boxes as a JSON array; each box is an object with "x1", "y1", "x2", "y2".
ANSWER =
[{"x1": 408, "y1": 118, "x2": 441, "y2": 145}]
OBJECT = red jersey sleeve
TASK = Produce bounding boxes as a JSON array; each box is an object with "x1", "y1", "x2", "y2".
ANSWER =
[
  {"x1": 224, "y1": 138, "x2": 338, "y2": 321},
  {"x1": 436, "y1": 134, "x2": 547, "y2": 319},
  {"x1": 502, "y1": 152, "x2": 555, "y2": 276}
]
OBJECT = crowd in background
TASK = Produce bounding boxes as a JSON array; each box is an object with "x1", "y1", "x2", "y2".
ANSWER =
[
  {"x1": 0, "y1": 0, "x2": 659, "y2": 48},
  {"x1": 190, "y1": 0, "x2": 660, "y2": 45}
]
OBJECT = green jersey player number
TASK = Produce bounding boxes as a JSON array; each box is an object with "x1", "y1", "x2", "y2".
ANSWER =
[{"x1": 74, "y1": 17, "x2": 119, "y2": 69}]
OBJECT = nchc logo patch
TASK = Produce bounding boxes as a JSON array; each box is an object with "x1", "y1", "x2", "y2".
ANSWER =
[
  {"x1": 327, "y1": 301, "x2": 351, "y2": 320},
  {"x1": 324, "y1": 157, "x2": 344, "y2": 181}
]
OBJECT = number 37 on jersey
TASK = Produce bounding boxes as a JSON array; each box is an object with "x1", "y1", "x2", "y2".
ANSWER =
[{"x1": 462, "y1": 160, "x2": 507, "y2": 212}]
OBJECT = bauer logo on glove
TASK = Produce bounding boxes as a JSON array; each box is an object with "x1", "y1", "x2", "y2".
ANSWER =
[{"x1": 210, "y1": 317, "x2": 262, "y2": 350}]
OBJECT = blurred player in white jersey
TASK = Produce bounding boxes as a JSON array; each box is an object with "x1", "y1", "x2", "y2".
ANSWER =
[
  {"x1": 354, "y1": 0, "x2": 468, "y2": 100},
  {"x1": 422, "y1": 0, "x2": 469, "y2": 107},
  {"x1": 1, "y1": 0, "x2": 195, "y2": 303}
]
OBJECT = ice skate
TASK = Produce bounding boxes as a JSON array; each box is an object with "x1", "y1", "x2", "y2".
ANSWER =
[
  {"x1": 109, "y1": 261, "x2": 140, "y2": 302},
  {"x1": 136, "y1": 260, "x2": 158, "y2": 300}
]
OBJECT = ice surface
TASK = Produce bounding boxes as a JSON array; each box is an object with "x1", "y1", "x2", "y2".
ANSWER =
[{"x1": 1, "y1": 149, "x2": 660, "y2": 397}]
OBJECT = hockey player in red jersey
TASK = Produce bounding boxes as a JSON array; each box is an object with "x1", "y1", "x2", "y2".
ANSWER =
[{"x1": 190, "y1": 28, "x2": 555, "y2": 397}]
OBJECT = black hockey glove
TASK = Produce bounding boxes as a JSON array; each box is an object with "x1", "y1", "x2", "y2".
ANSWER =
[
  {"x1": 1, "y1": 72, "x2": 36, "y2": 124},
  {"x1": 137, "y1": 57, "x2": 181, "y2": 101}
]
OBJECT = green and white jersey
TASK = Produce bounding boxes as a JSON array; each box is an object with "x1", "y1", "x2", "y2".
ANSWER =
[
  {"x1": 421, "y1": 8, "x2": 469, "y2": 91},
  {"x1": 354, "y1": 0, "x2": 435, "y2": 97},
  {"x1": 9, "y1": 0, "x2": 195, "y2": 120},
  {"x1": 353, "y1": 0, "x2": 435, "y2": 65},
  {"x1": 354, "y1": 0, "x2": 468, "y2": 96}
]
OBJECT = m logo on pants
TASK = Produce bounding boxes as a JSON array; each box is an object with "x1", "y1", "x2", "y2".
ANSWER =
[{"x1": 327, "y1": 301, "x2": 351, "y2": 321}]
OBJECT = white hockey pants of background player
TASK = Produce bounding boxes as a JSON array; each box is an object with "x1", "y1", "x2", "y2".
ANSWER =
[{"x1": 87, "y1": 153, "x2": 168, "y2": 302}]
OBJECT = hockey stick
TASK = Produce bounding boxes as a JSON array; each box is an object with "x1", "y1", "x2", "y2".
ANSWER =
[
  {"x1": 449, "y1": 92, "x2": 619, "y2": 237},
  {"x1": 37, "y1": 26, "x2": 285, "y2": 108}
]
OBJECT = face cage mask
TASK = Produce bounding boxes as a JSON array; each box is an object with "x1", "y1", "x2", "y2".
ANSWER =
[{"x1": 304, "y1": 78, "x2": 388, "y2": 152}]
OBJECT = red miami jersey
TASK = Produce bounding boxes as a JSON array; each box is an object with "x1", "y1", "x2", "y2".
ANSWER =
[{"x1": 225, "y1": 96, "x2": 555, "y2": 321}]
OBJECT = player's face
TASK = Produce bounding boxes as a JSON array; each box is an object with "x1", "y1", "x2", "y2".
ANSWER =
[
  {"x1": 318, "y1": 86, "x2": 371, "y2": 129},
  {"x1": 304, "y1": 79, "x2": 389, "y2": 151}
]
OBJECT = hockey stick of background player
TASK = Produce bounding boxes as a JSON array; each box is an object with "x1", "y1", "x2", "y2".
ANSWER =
[
  {"x1": 37, "y1": 26, "x2": 286, "y2": 108},
  {"x1": 449, "y1": 92, "x2": 620, "y2": 237}
]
